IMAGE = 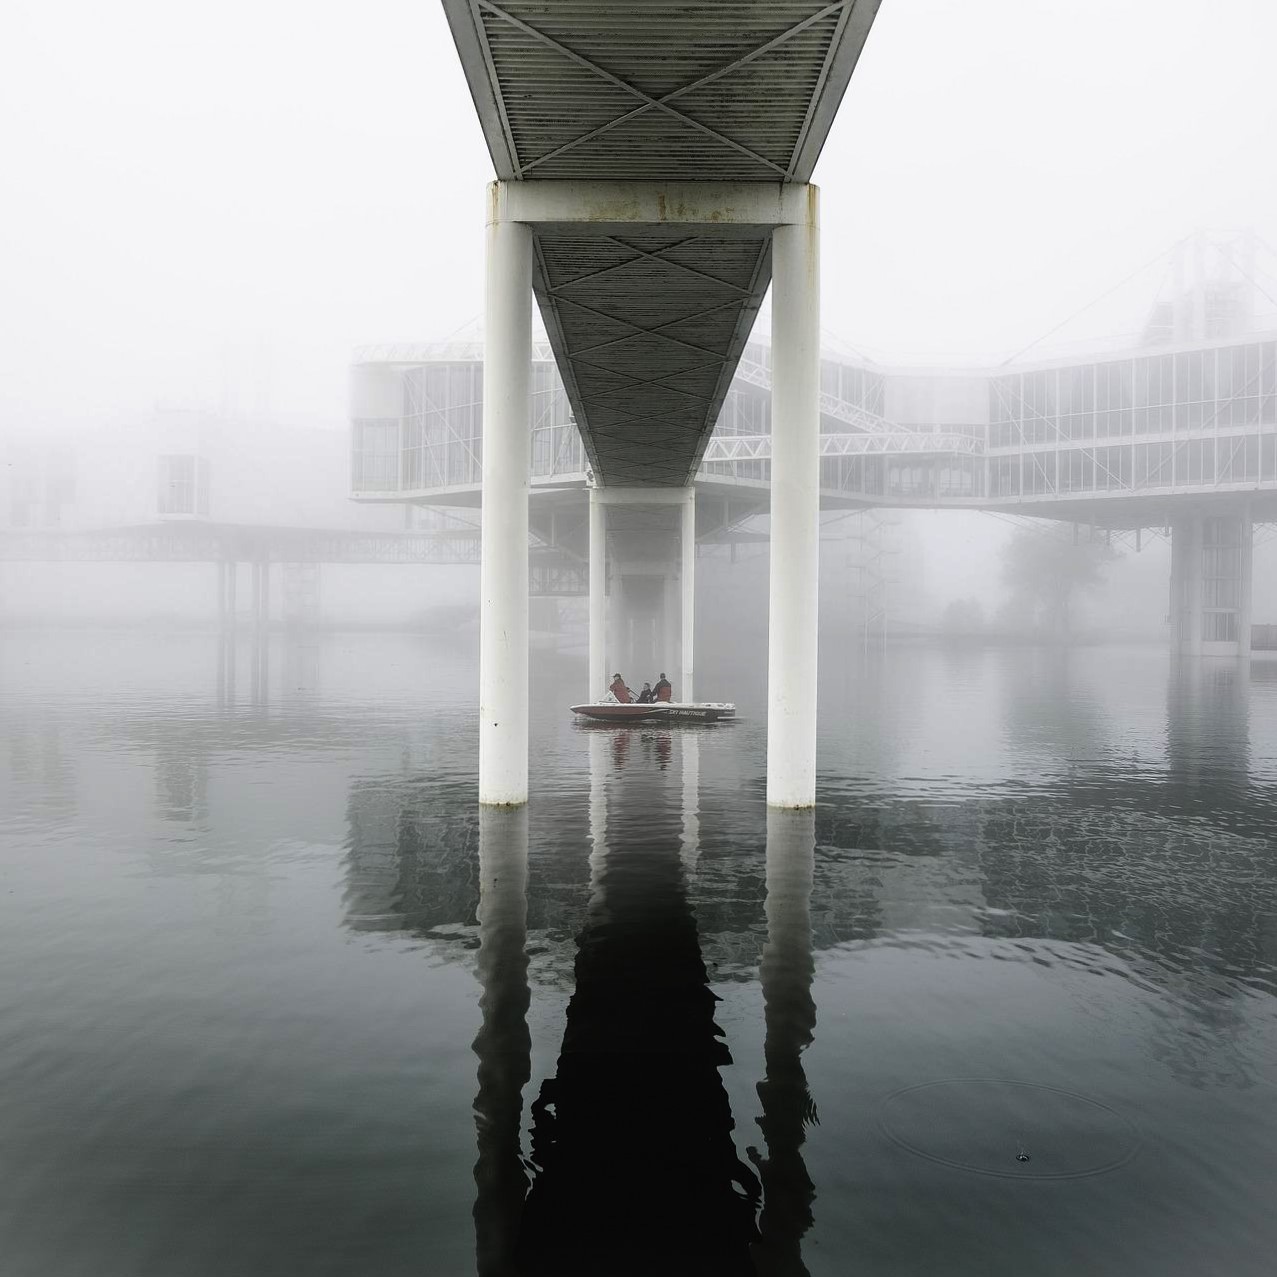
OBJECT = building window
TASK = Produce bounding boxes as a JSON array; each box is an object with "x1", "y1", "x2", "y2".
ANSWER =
[
  {"x1": 158, "y1": 454, "x2": 210, "y2": 516},
  {"x1": 351, "y1": 420, "x2": 400, "y2": 491},
  {"x1": 1203, "y1": 612, "x2": 1239, "y2": 643}
]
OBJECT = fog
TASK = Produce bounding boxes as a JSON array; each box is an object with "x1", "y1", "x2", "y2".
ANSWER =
[
  {"x1": 3, "y1": 0, "x2": 1277, "y2": 634},
  {"x1": 9, "y1": 8, "x2": 1277, "y2": 1273}
]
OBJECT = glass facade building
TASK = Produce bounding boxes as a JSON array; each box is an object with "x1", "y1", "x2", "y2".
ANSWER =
[{"x1": 352, "y1": 333, "x2": 1277, "y2": 514}]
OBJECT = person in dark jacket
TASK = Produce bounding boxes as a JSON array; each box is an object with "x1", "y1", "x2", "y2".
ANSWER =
[
  {"x1": 609, "y1": 673, "x2": 632, "y2": 703},
  {"x1": 636, "y1": 682, "x2": 654, "y2": 704},
  {"x1": 653, "y1": 673, "x2": 673, "y2": 702}
]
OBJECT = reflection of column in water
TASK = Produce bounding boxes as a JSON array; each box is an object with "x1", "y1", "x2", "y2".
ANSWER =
[
  {"x1": 749, "y1": 808, "x2": 818, "y2": 1277},
  {"x1": 217, "y1": 632, "x2": 237, "y2": 711},
  {"x1": 1167, "y1": 655, "x2": 1250, "y2": 793},
  {"x1": 249, "y1": 560, "x2": 271, "y2": 710},
  {"x1": 218, "y1": 562, "x2": 238, "y2": 710},
  {"x1": 516, "y1": 737, "x2": 759, "y2": 1274},
  {"x1": 680, "y1": 731, "x2": 700, "y2": 876},
  {"x1": 280, "y1": 634, "x2": 321, "y2": 705},
  {"x1": 472, "y1": 805, "x2": 532, "y2": 1277},
  {"x1": 588, "y1": 730, "x2": 608, "y2": 865},
  {"x1": 250, "y1": 628, "x2": 269, "y2": 709}
]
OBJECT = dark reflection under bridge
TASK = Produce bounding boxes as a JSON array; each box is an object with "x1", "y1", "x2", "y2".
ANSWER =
[
  {"x1": 513, "y1": 734, "x2": 760, "y2": 1276},
  {"x1": 332, "y1": 653, "x2": 1277, "y2": 1270},
  {"x1": 461, "y1": 734, "x2": 826, "y2": 1276}
]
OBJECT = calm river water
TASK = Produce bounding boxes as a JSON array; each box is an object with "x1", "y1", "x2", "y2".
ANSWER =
[{"x1": 2, "y1": 632, "x2": 1276, "y2": 1276}]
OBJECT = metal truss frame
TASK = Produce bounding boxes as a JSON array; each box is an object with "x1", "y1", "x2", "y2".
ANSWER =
[
  {"x1": 734, "y1": 346, "x2": 899, "y2": 434},
  {"x1": 701, "y1": 431, "x2": 983, "y2": 462}
]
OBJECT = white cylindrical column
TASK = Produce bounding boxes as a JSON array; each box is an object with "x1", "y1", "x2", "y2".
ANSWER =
[
  {"x1": 589, "y1": 488, "x2": 606, "y2": 701},
  {"x1": 1239, "y1": 501, "x2": 1254, "y2": 659},
  {"x1": 681, "y1": 489, "x2": 696, "y2": 703},
  {"x1": 1185, "y1": 512, "x2": 1204, "y2": 657},
  {"x1": 479, "y1": 205, "x2": 533, "y2": 805},
  {"x1": 1171, "y1": 511, "x2": 1204, "y2": 657},
  {"x1": 767, "y1": 203, "x2": 821, "y2": 808}
]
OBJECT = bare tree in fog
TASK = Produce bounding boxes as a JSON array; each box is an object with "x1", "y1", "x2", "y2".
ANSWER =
[{"x1": 999, "y1": 526, "x2": 1119, "y2": 640}]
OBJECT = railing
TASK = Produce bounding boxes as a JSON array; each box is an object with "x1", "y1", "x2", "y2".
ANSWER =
[
  {"x1": 531, "y1": 421, "x2": 586, "y2": 479},
  {"x1": 734, "y1": 350, "x2": 898, "y2": 434},
  {"x1": 355, "y1": 417, "x2": 987, "y2": 504},
  {"x1": 354, "y1": 340, "x2": 559, "y2": 364},
  {"x1": 1253, "y1": 624, "x2": 1277, "y2": 651},
  {"x1": 700, "y1": 432, "x2": 985, "y2": 463},
  {"x1": 354, "y1": 420, "x2": 588, "y2": 497}
]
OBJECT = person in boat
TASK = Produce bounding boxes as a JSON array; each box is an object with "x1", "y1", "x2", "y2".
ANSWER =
[
  {"x1": 653, "y1": 673, "x2": 673, "y2": 702},
  {"x1": 636, "y1": 682, "x2": 655, "y2": 703},
  {"x1": 609, "y1": 673, "x2": 633, "y2": 703}
]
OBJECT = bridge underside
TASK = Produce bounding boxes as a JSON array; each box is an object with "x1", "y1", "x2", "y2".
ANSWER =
[
  {"x1": 976, "y1": 487, "x2": 1277, "y2": 530},
  {"x1": 438, "y1": 0, "x2": 885, "y2": 805},
  {"x1": 533, "y1": 222, "x2": 768, "y2": 485},
  {"x1": 445, "y1": 0, "x2": 879, "y2": 487}
]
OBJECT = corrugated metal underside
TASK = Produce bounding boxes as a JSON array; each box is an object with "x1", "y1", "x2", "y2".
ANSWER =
[
  {"x1": 443, "y1": 0, "x2": 880, "y2": 485},
  {"x1": 534, "y1": 227, "x2": 769, "y2": 485},
  {"x1": 445, "y1": 0, "x2": 878, "y2": 182}
]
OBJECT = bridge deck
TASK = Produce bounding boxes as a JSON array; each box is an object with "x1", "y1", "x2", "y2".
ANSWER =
[{"x1": 442, "y1": 0, "x2": 880, "y2": 486}]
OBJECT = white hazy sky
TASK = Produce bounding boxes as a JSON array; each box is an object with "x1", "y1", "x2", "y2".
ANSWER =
[{"x1": 2, "y1": 0, "x2": 1276, "y2": 429}]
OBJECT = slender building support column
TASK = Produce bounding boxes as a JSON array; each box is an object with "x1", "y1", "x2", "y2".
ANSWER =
[
  {"x1": 663, "y1": 571, "x2": 679, "y2": 689},
  {"x1": 681, "y1": 488, "x2": 696, "y2": 703},
  {"x1": 478, "y1": 205, "x2": 533, "y2": 805},
  {"x1": 1239, "y1": 501, "x2": 1253, "y2": 659},
  {"x1": 1169, "y1": 517, "x2": 1185, "y2": 652},
  {"x1": 1182, "y1": 511, "x2": 1204, "y2": 657},
  {"x1": 767, "y1": 207, "x2": 821, "y2": 808},
  {"x1": 250, "y1": 561, "x2": 263, "y2": 631},
  {"x1": 589, "y1": 487, "x2": 606, "y2": 701}
]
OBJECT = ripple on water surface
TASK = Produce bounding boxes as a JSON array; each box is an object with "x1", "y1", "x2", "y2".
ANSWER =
[{"x1": 2, "y1": 635, "x2": 1277, "y2": 1276}]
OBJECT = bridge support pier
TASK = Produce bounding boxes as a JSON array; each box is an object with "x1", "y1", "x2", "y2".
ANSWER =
[
  {"x1": 250, "y1": 560, "x2": 271, "y2": 631},
  {"x1": 585, "y1": 487, "x2": 696, "y2": 702},
  {"x1": 1170, "y1": 504, "x2": 1252, "y2": 658},
  {"x1": 589, "y1": 488, "x2": 606, "y2": 702},
  {"x1": 218, "y1": 561, "x2": 238, "y2": 630},
  {"x1": 767, "y1": 213, "x2": 821, "y2": 808},
  {"x1": 681, "y1": 489, "x2": 696, "y2": 704},
  {"x1": 479, "y1": 212, "x2": 533, "y2": 805}
]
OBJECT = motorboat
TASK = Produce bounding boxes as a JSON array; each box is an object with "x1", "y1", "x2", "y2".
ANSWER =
[{"x1": 570, "y1": 701, "x2": 736, "y2": 724}]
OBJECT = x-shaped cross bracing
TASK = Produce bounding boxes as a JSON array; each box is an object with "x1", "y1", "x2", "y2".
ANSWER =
[
  {"x1": 475, "y1": 0, "x2": 853, "y2": 179},
  {"x1": 536, "y1": 230, "x2": 768, "y2": 464}
]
